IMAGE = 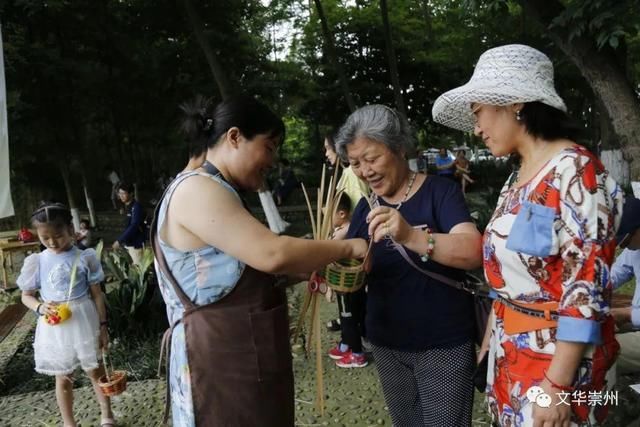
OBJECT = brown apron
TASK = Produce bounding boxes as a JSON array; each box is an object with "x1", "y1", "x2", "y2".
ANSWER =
[{"x1": 151, "y1": 188, "x2": 294, "y2": 427}]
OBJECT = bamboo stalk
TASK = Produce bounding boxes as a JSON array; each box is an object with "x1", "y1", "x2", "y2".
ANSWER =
[
  {"x1": 313, "y1": 295, "x2": 325, "y2": 415},
  {"x1": 306, "y1": 293, "x2": 318, "y2": 354},
  {"x1": 320, "y1": 176, "x2": 334, "y2": 240},
  {"x1": 292, "y1": 286, "x2": 313, "y2": 347},
  {"x1": 301, "y1": 183, "x2": 317, "y2": 239},
  {"x1": 316, "y1": 166, "x2": 326, "y2": 240},
  {"x1": 294, "y1": 162, "x2": 342, "y2": 415}
]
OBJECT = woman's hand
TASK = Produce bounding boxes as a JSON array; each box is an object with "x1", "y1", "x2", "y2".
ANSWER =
[
  {"x1": 347, "y1": 238, "x2": 369, "y2": 259},
  {"x1": 366, "y1": 206, "x2": 412, "y2": 244},
  {"x1": 532, "y1": 380, "x2": 572, "y2": 427}
]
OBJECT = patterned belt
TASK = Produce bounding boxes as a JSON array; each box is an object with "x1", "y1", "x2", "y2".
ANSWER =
[{"x1": 497, "y1": 297, "x2": 560, "y2": 321}]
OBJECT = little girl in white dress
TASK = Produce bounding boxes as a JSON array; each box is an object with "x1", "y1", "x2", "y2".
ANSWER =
[{"x1": 18, "y1": 202, "x2": 115, "y2": 427}]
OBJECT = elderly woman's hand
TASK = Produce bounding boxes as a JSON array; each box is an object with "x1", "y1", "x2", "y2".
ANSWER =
[{"x1": 367, "y1": 206, "x2": 413, "y2": 244}]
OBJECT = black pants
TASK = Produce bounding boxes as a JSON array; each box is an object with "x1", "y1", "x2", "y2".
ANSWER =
[
  {"x1": 371, "y1": 340, "x2": 475, "y2": 426},
  {"x1": 336, "y1": 286, "x2": 366, "y2": 353}
]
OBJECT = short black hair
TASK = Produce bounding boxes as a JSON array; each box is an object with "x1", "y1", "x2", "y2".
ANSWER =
[
  {"x1": 117, "y1": 182, "x2": 134, "y2": 194},
  {"x1": 335, "y1": 193, "x2": 351, "y2": 214},
  {"x1": 31, "y1": 201, "x2": 72, "y2": 229},
  {"x1": 520, "y1": 102, "x2": 583, "y2": 141},
  {"x1": 80, "y1": 219, "x2": 91, "y2": 227}
]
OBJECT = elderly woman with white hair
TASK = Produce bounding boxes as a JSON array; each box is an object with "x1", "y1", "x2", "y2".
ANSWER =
[
  {"x1": 336, "y1": 104, "x2": 483, "y2": 426},
  {"x1": 433, "y1": 44, "x2": 622, "y2": 427}
]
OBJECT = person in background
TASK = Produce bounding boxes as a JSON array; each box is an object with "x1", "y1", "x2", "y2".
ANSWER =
[
  {"x1": 324, "y1": 133, "x2": 370, "y2": 333},
  {"x1": 273, "y1": 158, "x2": 298, "y2": 206},
  {"x1": 433, "y1": 43, "x2": 622, "y2": 427},
  {"x1": 435, "y1": 147, "x2": 456, "y2": 179},
  {"x1": 76, "y1": 219, "x2": 93, "y2": 250},
  {"x1": 327, "y1": 193, "x2": 368, "y2": 368},
  {"x1": 105, "y1": 167, "x2": 120, "y2": 211},
  {"x1": 454, "y1": 150, "x2": 475, "y2": 194},
  {"x1": 338, "y1": 104, "x2": 482, "y2": 426},
  {"x1": 610, "y1": 197, "x2": 640, "y2": 374},
  {"x1": 324, "y1": 133, "x2": 370, "y2": 211},
  {"x1": 112, "y1": 182, "x2": 145, "y2": 264}
]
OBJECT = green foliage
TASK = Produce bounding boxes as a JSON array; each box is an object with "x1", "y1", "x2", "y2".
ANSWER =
[
  {"x1": 281, "y1": 115, "x2": 315, "y2": 165},
  {"x1": 549, "y1": 0, "x2": 638, "y2": 50},
  {"x1": 466, "y1": 187, "x2": 502, "y2": 233},
  {"x1": 2, "y1": 0, "x2": 639, "y2": 210},
  {"x1": 102, "y1": 247, "x2": 156, "y2": 337}
]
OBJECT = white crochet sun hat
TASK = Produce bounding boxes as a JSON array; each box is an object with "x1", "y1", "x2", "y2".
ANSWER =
[{"x1": 432, "y1": 44, "x2": 567, "y2": 132}]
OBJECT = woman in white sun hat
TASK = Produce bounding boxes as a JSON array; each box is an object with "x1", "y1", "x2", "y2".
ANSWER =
[{"x1": 433, "y1": 44, "x2": 623, "y2": 427}]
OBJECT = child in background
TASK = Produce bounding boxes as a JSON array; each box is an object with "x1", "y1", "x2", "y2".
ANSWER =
[
  {"x1": 454, "y1": 150, "x2": 475, "y2": 194},
  {"x1": 327, "y1": 194, "x2": 368, "y2": 368},
  {"x1": 76, "y1": 219, "x2": 93, "y2": 250},
  {"x1": 17, "y1": 202, "x2": 114, "y2": 427},
  {"x1": 611, "y1": 197, "x2": 640, "y2": 374}
]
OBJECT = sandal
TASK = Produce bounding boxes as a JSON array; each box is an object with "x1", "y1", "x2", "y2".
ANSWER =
[{"x1": 101, "y1": 418, "x2": 116, "y2": 427}]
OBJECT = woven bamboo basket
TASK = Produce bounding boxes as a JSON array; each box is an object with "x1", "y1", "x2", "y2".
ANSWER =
[
  {"x1": 98, "y1": 370, "x2": 127, "y2": 396},
  {"x1": 325, "y1": 258, "x2": 366, "y2": 293}
]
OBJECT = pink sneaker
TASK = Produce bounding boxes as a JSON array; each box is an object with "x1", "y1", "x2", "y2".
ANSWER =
[
  {"x1": 328, "y1": 345, "x2": 349, "y2": 360},
  {"x1": 335, "y1": 352, "x2": 368, "y2": 368}
]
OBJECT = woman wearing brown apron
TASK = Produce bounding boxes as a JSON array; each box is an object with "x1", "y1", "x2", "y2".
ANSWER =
[{"x1": 152, "y1": 96, "x2": 368, "y2": 427}]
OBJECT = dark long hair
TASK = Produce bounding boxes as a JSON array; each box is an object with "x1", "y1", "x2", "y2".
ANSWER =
[
  {"x1": 520, "y1": 102, "x2": 583, "y2": 141},
  {"x1": 179, "y1": 95, "x2": 285, "y2": 152}
]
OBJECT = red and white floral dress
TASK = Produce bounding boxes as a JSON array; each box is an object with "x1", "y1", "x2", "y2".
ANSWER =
[{"x1": 483, "y1": 145, "x2": 623, "y2": 426}]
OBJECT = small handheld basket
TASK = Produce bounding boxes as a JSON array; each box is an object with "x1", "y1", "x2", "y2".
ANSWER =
[
  {"x1": 324, "y1": 258, "x2": 366, "y2": 293},
  {"x1": 98, "y1": 370, "x2": 127, "y2": 396},
  {"x1": 98, "y1": 351, "x2": 127, "y2": 396}
]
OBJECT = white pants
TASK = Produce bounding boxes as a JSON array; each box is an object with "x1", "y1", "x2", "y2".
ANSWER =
[
  {"x1": 125, "y1": 246, "x2": 143, "y2": 265},
  {"x1": 616, "y1": 331, "x2": 640, "y2": 375}
]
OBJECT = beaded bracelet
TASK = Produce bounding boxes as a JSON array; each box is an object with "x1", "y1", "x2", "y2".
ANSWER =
[
  {"x1": 420, "y1": 228, "x2": 435, "y2": 262},
  {"x1": 543, "y1": 369, "x2": 574, "y2": 392}
]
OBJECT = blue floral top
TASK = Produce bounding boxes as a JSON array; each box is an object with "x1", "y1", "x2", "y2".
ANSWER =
[{"x1": 154, "y1": 171, "x2": 245, "y2": 427}]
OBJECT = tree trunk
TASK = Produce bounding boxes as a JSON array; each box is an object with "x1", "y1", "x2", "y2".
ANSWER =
[
  {"x1": 521, "y1": 0, "x2": 640, "y2": 180},
  {"x1": 380, "y1": 0, "x2": 407, "y2": 118},
  {"x1": 419, "y1": 0, "x2": 432, "y2": 39},
  {"x1": 60, "y1": 162, "x2": 80, "y2": 231},
  {"x1": 81, "y1": 170, "x2": 98, "y2": 228},
  {"x1": 182, "y1": 0, "x2": 234, "y2": 100},
  {"x1": 313, "y1": 0, "x2": 357, "y2": 112}
]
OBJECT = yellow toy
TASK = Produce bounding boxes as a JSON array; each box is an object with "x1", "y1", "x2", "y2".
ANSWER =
[
  {"x1": 45, "y1": 252, "x2": 80, "y2": 326},
  {"x1": 45, "y1": 303, "x2": 72, "y2": 325}
]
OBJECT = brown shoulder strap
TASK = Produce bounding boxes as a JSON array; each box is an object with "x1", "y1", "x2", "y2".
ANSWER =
[{"x1": 150, "y1": 177, "x2": 196, "y2": 310}]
